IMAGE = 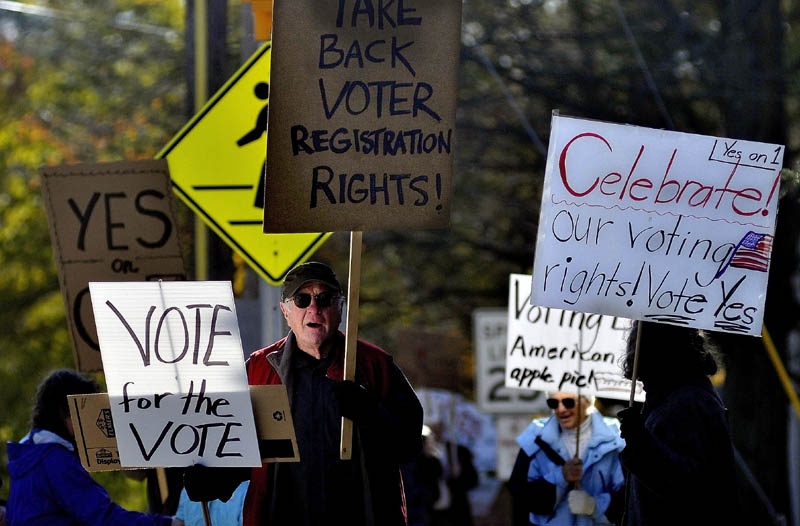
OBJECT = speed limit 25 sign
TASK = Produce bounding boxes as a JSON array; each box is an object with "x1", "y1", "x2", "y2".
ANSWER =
[{"x1": 473, "y1": 308, "x2": 546, "y2": 414}]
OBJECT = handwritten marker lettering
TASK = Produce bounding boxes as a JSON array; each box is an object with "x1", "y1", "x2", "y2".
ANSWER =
[
  {"x1": 530, "y1": 116, "x2": 783, "y2": 337},
  {"x1": 105, "y1": 301, "x2": 231, "y2": 367},
  {"x1": 265, "y1": 0, "x2": 461, "y2": 232}
]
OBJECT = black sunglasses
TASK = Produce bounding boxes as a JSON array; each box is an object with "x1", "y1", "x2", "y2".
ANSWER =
[
  {"x1": 287, "y1": 291, "x2": 340, "y2": 309},
  {"x1": 546, "y1": 397, "x2": 577, "y2": 410}
]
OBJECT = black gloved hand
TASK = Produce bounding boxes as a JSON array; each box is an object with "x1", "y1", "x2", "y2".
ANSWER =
[
  {"x1": 617, "y1": 407, "x2": 646, "y2": 442},
  {"x1": 183, "y1": 464, "x2": 246, "y2": 503},
  {"x1": 332, "y1": 380, "x2": 380, "y2": 425},
  {"x1": 523, "y1": 479, "x2": 556, "y2": 515}
]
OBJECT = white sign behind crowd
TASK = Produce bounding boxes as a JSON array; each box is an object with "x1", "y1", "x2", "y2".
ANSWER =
[
  {"x1": 417, "y1": 388, "x2": 496, "y2": 473},
  {"x1": 506, "y1": 274, "x2": 643, "y2": 401},
  {"x1": 531, "y1": 115, "x2": 783, "y2": 336},
  {"x1": 90, "y1": 281, "x2": 261, "y2": 468}
]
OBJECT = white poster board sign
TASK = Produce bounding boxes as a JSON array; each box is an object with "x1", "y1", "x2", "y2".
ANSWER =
[
  {"x1": 495, "y1": 415, "x2": 534, "y2": 481},
  {"x1": 417, "y1": 388, "x2": 496, "y2": 473},
  {"x1": 473, "y1": 308, "x2": 547, "y2": 414},
  {"x1": 531, "y1": 114, "x2": 783, "y2": 336},
  {"x1": 507, "y1": 274, "x2": 643, "y2": 401},
  {"x1": 90, "y1": 281, "x2": 261, "y2": 468}
]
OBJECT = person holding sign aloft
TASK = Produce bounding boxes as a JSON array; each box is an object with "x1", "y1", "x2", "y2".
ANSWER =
[
  {"x1": 510, "y1": 392, "x2": 625, "y2": 525},
  {"x1": 5, "y1": 369, "x2": 180, "y2": 526},
  {"x1": 184, "y1": 262, "x2": 423, "y2": 526},
  {"x1": 617, "y1": 321, "x2": 737, "y2": 526}
]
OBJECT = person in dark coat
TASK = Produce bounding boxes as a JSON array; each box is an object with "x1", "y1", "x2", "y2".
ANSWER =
[
  {"x1": 184, "y1": 262, "x2": 423, "y2": 526},
  {"x1": 401, "y1": 426, "x2": 445, "y2": 526},
  {"x1": 618, "y1": 321, "x2": 737, "y2": 526},
  {"x1": 426, "y1": 423, "x2": 479, "y2": 526}
]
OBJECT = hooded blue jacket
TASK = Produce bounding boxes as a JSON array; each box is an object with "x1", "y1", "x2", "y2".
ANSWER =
[
  {"x1": 7, "y1": 429, "x2": 172, "y2": 526},
  {"x1": 516, "y1": 412, "x2": 625, "y2": 526}
]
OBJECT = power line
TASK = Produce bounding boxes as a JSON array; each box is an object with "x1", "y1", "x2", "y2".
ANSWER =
[
  {"x1": 612, "y1": 0, "x2": 676, "y2": 130},
  {"x1": 470, "y1": 43, "x2": 549, "y2": 158}
]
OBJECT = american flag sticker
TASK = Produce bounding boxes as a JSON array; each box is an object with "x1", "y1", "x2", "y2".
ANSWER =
[{"x1": 715, "y1": 232, "x2": 774, "y2": 278}]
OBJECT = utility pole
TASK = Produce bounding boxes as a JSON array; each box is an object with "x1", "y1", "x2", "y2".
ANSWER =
[{"x1": 187, "y1": 0, "x2": 233, "y2": 282}]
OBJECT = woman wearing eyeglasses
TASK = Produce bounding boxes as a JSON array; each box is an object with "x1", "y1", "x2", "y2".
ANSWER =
[{"x1": 510, "y1": 392, "x2": 625, "y2": 525}]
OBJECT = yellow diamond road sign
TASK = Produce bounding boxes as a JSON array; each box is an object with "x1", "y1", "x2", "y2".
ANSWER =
[{"x1": 157, "y1": 44, "x2": 330, "y2": 284}]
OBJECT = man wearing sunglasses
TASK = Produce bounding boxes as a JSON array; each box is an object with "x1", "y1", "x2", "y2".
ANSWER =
[
  {"x1": 510, "y1": 392, "x2": 625, "y2": 525},
  {"x1": 184, "y1": 261, "x2": 423, "y2": 526}
]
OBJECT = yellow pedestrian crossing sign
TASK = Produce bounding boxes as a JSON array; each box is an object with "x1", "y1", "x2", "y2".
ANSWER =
[{"x1": 157, "y1": 44, "x2": 330, "y2": 284}]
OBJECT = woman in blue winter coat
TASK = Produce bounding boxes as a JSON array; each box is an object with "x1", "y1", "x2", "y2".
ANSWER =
[
  {"x1": 6, "y1": 369, "x2": 178, "y2": 526},
  {"x1": 511, "y1": 392, "x2": 625, "y2": 526}
]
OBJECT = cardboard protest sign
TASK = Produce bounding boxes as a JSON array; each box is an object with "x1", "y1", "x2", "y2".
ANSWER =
[
  {"x1": 531, "y1": 115, "x2": 783, "y2": 336},
  {"x1": 249, "y1": 385, "x2": 300, "y2": 463},
  {"x1": 508, "y1": 274, "x2": 643, "y2": 401},
  {"x1": 89, "y1": 281, "x2": 261, "y2": 468},
  {"x1": 40, "y1": 160, "x2": 186, "y2": 372},
  {"x1": 69, "y1": 387, "x2": 298, "y2": 472},
  {"x1": 68, "y1": 393, "x2": 124, "y2": 472},
  {"x1": 472, "y1": 308, "x2": 547, "y2": 414},
  {"x1": 263, "y1": 0, "x2": 462, "y2": 232}
]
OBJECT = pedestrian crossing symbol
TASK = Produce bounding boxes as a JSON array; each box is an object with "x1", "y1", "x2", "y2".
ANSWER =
[{"x1": 158, "y1": 44, "x2": 330, "y2": 284}]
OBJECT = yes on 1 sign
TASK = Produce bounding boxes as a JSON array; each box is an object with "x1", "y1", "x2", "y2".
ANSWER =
[
  {"x1": 40, "y1": 160, "x2": 186, "y2": 373},
  {"x1": 531, "y1": 115, "x2": 783, "y2": 336},
  {"x1": 472, "y1": 308, "x2": 545, "y2": 414},
  {"x1": 90, "y1": 281, "x2": 261, "y2": 468},
  {"x1": 507, "y1": 274, "x2": 643, "y2": 401}
]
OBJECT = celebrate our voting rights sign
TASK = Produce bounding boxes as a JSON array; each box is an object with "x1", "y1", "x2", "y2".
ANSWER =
[
  {"x1": 531, "y1": 115, "x2": 784, "y2": 336},
  {"x1": 90, "y1": 281, "x2": 261, "y2": 468},
  {"x1": 264, "y1": 0, "x2": 462, "y2": 233},
  {"x1": 506, "y1": 274, "x2": 643, "y2": 401}
]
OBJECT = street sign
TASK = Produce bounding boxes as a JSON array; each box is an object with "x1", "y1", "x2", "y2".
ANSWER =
[
  {"x1": 473, "y1": 308, "x2": 546, "y2": 414},
  {"x1": 157, "y1": 43, "x2": 330, "y2": 284}
]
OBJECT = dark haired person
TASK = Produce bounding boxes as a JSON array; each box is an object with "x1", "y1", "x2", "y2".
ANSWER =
[
  {"x1": 618, "y1": 321, "x2": 737, "y2": 525},
  {"x1": 510, "y1": 392, "x2": 625, "y2": 525},
  {"x1": 185, "y1": 261, "x2": 423, "y2": 526},
  {"x1": 6, "y1": 369, "x2": 178, "y2": 526}
]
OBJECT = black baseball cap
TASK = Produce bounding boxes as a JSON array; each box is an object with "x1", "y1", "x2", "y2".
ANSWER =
[{"x1": 281, "y1": 262, "x2": 342, "y2": 300}]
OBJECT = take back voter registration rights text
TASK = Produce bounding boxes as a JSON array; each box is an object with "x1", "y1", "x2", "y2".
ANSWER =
[
  {"x1": 264, "y1": 0, "x2": 461, "y2": 232},
  {"x1": 292, "y1": 0, "x2": 449, "y2": 211}
]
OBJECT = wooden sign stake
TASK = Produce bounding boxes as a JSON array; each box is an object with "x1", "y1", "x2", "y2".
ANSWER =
[
  {"x1": 202, "y1": 501, "x2": 212, "y2": 526},
  {"x1": 573, "y1": 327, "x2": 583, "y2": 490},
  {"x1": 628, "y1": 323, "x2": 643, "y2": 407},
  {"x1": 156, "y1": 467, "x2": 169, "y2": 504},
  {"x1": 340, "y1": 231, "x2": 363, "y2": 460},
  {"x1": 575, "y1": 326, "x2": 584, "y2": 462}
]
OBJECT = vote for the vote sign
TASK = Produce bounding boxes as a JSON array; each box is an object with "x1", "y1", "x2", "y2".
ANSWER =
[
  {"x1": 531, "y1": 115, "x2": 784, "y2": 336},
  {"x1": 90, "y1": 281, "x2": 261, "y2": 468}
]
